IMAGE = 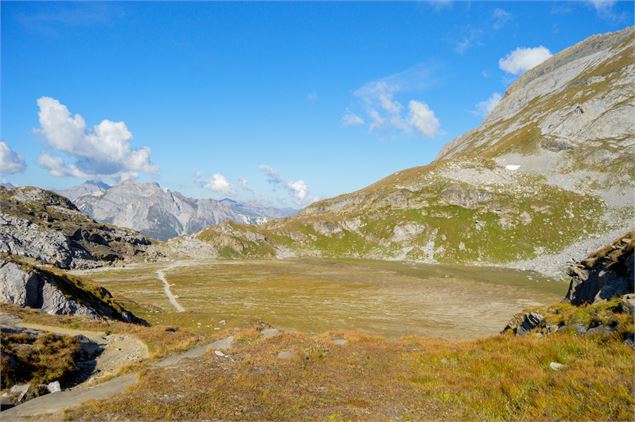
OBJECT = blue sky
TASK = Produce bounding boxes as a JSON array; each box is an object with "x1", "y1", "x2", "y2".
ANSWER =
[{"x1": 1, "y1": 1, "x2": 632, "y2": 207}]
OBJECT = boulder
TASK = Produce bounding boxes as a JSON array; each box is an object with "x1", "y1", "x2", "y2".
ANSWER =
[
  {"x1": 46, "y1": 381, "x2": 61, "y2": 394},
  {"x1": 516, "y1": 312, "x2": 545, "y2": 336}
]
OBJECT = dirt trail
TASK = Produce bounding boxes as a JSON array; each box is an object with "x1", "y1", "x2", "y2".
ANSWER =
[
  {"x1": 1, "y1": 336, "x2": 234, "y2": 420},
  {"x1": 156, "y1": 263, "x2": 186, "y2": 312}
]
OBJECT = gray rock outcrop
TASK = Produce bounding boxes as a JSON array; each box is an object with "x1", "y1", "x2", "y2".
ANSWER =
[
  {"x1": 0, "y1": 186, "x2": 152, "y2": 269},
  {"x1": 0, "y1": 258, "x2": 145, "y2": 323},
  {"x1": 564, "y1": 231, "x2": 634, "y2": 305}
]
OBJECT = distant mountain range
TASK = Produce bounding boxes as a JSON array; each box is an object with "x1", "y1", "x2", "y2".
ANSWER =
[{"x1": 56, "y1": 180, "x2": 296, "y2": 240}]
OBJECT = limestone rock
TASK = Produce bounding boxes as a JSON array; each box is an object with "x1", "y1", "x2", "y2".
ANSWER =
[
  {"x1": 0, "y1": 258, "x2": 145, "y2": 323},
  {"x1": 0, "y1": 186, "x2": 152, "y2": 269},
  {"x1": 564, "y1": 232, "x2": 634, "y2": 305}
]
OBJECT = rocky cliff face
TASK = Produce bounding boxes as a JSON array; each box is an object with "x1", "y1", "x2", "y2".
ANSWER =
[
  {"x1": 194, "y1": 27, "x2": 634, "y2": 275},
  {"x1": 0, "y1": 256, "x2": 145, "y2": 323},
  {"x1": 564, "y1": 231, "x2": 633, "y2": 305},
  {"x1": 59, "y1": 180, "x2": 296, "y2": 241},
  {"x1": 0, "y1": 186, "x2": 152, "y2": 269},
  {"x1": 503, "y1": 231, "x2": 634, "y2": 343}
]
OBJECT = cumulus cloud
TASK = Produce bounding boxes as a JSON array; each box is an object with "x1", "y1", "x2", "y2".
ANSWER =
[
  {"x1": 0, "y1": 140, "x2": 27, "y2": 174},
  {"x1": 341, "y1": 110, "x2": 365, "y2": 126},
  {"x1": 346, "y1": 64, "x2": 441, "y2": 139},
  {"x1": 259, "y1": 164, "x2": 310, "y2": 203},
  {"x1": 36, "y1": 97, "x2": 156, "y2": 181},
  {"x1": 204, "y1": 173, "x2": 235, "y2": 195},
  {"x1": 499, "y1": 46, "x2": 553, "y2": 75},
  {"x1": 194, "y1": 171, "x2": 235, "y2": 196},
  {"x1": 473, "y1": 92, "x2": 502, "y2": 117},
  {"x1": 408, "y1": 101, "x2": 440, "y2": 138}
]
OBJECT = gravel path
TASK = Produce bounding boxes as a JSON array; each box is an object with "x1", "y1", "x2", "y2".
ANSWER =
[{"x1": 156, "y1": 264, "x2": 185, "y2": 312}]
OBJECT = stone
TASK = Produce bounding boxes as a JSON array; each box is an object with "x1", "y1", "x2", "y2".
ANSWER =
[
  {"x1": 571, "y1": 323, "x2": 588, "y2": 335},
  {"x1": 516, "y1": 312, "x2": 544, "y2": 336},
  {"x1": 261, "y1": 328, "x2": 280, "y2": 338},
  {"x1": 545, "y1": 324, "x2": 559, "y2": 334},
  {"x1": 620, "y1": 294, "x2": 635, "y2": 314},
  {"x1": 277, "y1": 350, "x2": 294, "y2": 360},
  {"x1": 214, "y1": 350, "x2": 225, "y2": 357},
  {"x1": 46, "y1": 381, "x2": 61, "y2": 394},
  {"x1": 9, "y1": 384, "x2": 30, "y2": 403},
  {"x1": 549, "y1": 362, "x2": 567, "y2": 371},
  {"x1": 209, "y1": 336, "x2": 234, "y2": 351},
  {"x1": 332, "y1": 337, "x2": 348, "y2": 346},
  {"x1": 585, "y1": 325, "x2": 616, "y2": 336}
]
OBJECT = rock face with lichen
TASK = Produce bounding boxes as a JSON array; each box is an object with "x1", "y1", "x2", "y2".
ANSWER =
[
  {"x1": 193, "y1": 27, "x2": 634, "y2": 275},
  {"x1": 564, "y1": 231, "x2": 634, "y2": 305},
  {"x1": 0, "y1": 256, "x2": 145, "y2": 323},
  {"x1": 0, "y1": 186, "x2": 153, "y2": 269}
]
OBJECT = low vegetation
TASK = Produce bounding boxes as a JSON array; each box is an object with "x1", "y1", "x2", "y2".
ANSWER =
[
  {"x1": 0, "y1": 304, "x2": 201, "y2": 359},
  {"x1": 1, "y1": 330, "x2": 80, "y2": 390},
  {"x1": 67, "y1": 328, "x2": 633, "y2": 421}
]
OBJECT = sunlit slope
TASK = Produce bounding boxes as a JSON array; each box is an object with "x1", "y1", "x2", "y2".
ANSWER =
[{"x1": 193, "y1": 27, "x2": 634, "y2": 268}]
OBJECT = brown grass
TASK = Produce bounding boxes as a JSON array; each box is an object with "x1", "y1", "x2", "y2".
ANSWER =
[
  {"x1": 1, "y1": 330, "x2": 80, "y2": 390},
  {"x1": 66, "y1": 328, "x2": 634, "y2": 421},
  {"x1": 0, "y1": 304, "x2": 201, "y2": 359}
]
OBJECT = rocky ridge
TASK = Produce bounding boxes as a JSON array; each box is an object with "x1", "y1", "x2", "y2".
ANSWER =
[
  {"x1": 0, "y1": 186, "x2": 153, "y2": 269},
  {"x1": 0, "y1": 256, "x2": 145, "y2": 323},
  {"x1": 58, "y1": 180, "x2": 296, "y2": 241},
  {"x1": 192, "y1": 27, "x2": 634, "y2": 274}
]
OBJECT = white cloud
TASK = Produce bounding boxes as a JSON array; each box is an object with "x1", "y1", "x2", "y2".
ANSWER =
[
  {"x1": 341, "y1": 110, "x2": 365, "y2": 126},
  {"x1": 259, "y1": 164, "x2": 311, "y2": 203},
  {"x1": 203, "y1": 173, "x2": 235, "y2": 195},
  {"x1": 0, "y1": 140, "x2": 27, "y2": 174},
  {"x1": 408, "y1": 101, "x2": 440, "y2": 138},
  {"x1": 498, "y1": 46, "x2": 552, "y2": 75},
  {"x1": 347, "y1": 64, "x2": 441, "y2": 139},
  {"x1": 287, "y1": 180, "x2": 308, "y2": 201},
  {"x1": 492, "y1": 8, "x2": 512, "y2": 30},
  {"x1": 473, "y1": 92, "x2": 502, "y2": 117},
  {"x1": 36, "y1": 97, "x2": 156, "y2": 181}
]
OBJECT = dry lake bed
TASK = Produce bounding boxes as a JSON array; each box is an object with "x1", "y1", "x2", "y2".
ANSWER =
[{"x1": 75, "y1": 258, "x2": 567, "y2": 339}]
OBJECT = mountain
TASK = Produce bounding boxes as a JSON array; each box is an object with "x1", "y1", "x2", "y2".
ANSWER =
[
  {"x1": 58, "y1": 180, "x2": 296, "y2": 241},
  {"x1": 0, "y1": 186, "x2": 153, "y2": 269},
  {"x1": 56, "y1": 181, "x2": 111, "y2": 202},
  {"x1": 192, "y1": 27, "x2": 634, "y2": 275}
]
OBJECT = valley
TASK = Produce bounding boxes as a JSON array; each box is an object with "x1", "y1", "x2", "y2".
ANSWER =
[{"x1": 76, "y1": 259, "x2": 565, "y2": 339}]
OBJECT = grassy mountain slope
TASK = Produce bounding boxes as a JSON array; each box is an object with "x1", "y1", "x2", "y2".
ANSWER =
[{"x1": 192, "y1": 27, "x2": 634, "y2": 272}]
